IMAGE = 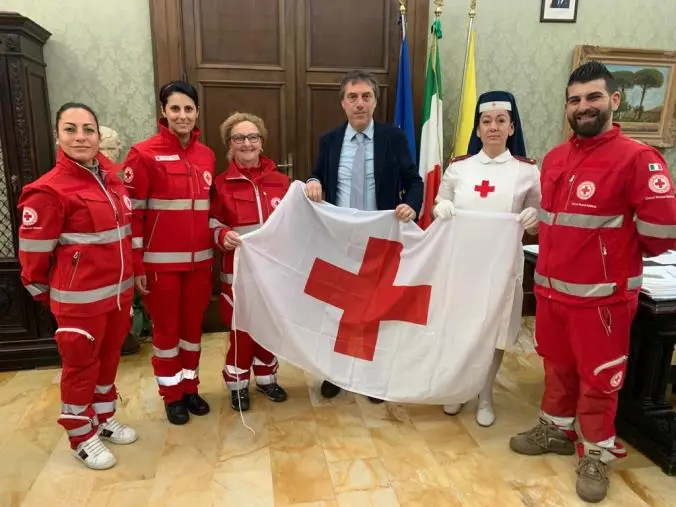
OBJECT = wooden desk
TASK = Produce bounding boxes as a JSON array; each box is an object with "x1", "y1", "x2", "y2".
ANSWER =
[{"x1": 523, "y1": 251, "x2": 676, "y2": 475}]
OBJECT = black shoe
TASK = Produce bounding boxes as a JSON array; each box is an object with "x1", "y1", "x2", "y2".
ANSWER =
[
  {"x1": 183, "y1": 393, "x2": 210, "y2": 416},
  {"x1": 165, "y1": 400, "x2": 190, "y2": 425},
  {"x1": 231, "y1": 388, "x2": 250, "y2": 411},
  {"x1": 256, "y1": 383, "x2": 288, "y2": 402},
  {"x1": 320, "y1": 380, "x2": 341, "y2": 398},
  {"x1": 367, "y1": 396, "x2": 385, "y2": 404}
]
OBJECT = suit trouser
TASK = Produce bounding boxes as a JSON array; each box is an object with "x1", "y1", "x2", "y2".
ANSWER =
[
  {"x1": 144, "y1": 268, "x2": 212, "y2": 403},
  {"x1": 534, "y1": 296, "x2": 637, "y2": 443},
  {"x1": 54, "y1": 303, "x2": 132, "y2": 449},
  {"x1": 219, "y1": 288, "x2": 278, "y2": 390}
]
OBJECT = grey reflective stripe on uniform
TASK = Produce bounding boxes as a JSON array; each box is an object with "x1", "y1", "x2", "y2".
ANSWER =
[
  {"x1": 636, "y1": 219, "x2": 676, "y2": 239},
  {"x1": 147, "y1": 198, "x2": 210, "y2": 211},
  {"x1": 50, "y1": 276, "x2": 134, "y2": 304},
  {"x1": 19, "y1": 238, "x2": 58, "y2": 252},
  {"x1": 538, "y1": 210, "x2": 623, "y2": 229},
  {"x1": 220, "y1": 272, "x2": 233, "y2": 284},
  {"x1": 62, "y1": 403, "x2": 88, "y2": 415},
  {"x1": 59, "y1": 224, "x2": 131, "y2": 245},
  {"x1": 131, "y1": 199, "x2": 147, "y2": 210},
  {"x1": 67, "y1": 422, "x2": 93, "y2": 437},
  {"x1": 153, "y1": 345, "x2": 179, "y2": 358},
  {"x1": 538, "y1": 210, "x2": 554, "y2": 225},
  {"x1": 234, "y1": 224, "x2": 261, "y2": 235},
  {"x1": 95, "y1": 384, "x2": 113, "y2": 394},
  {"x1": 144, "y1": 248, "x2": 213, "y2": 263},
  {"x1": 628, "y1": 275, "x2": 643, "y2": 290},
  {"x1": 92, "y1": 401, "x2": 116, "y2": 414},
  {"x1": 253, "y1": 357, "x2": 278, "y2": 367},
  {"x1": 156, "y1": 371, "x2": 183, "y2": 386},
  {"x1": 179, "y1": 339, "x2": 201, "y2": 352},
  {"x1": 183, "y1": 368, "x2": 199, "y2": 380},
  {"x1": 132, "y1": 237, "x2": 144, "y2": 249},
  {"x1": 209, "y1": 218, "x2": 227, "y2": 229},
  {"x1": 26, "y1": 283, "x2": 48, "y2": 296},
  {"x1": 535, "y1": 271, "x2": 642, "y2": 297},
  {"x1": 195, "y1": 249, "x2": 213, "y2": 262}
]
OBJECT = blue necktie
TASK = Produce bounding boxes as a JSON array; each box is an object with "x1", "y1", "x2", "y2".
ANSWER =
[{"x1": 350, "y1": 133, "x2": 366, "y2": 210}]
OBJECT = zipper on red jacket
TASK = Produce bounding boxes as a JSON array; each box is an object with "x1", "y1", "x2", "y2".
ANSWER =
[
  {"x1": 77, "y1": 162, "x2": 124, "y2": 310},
  {"x1": 185, "y1": 158, "x2": 197, "y2": 268},
  {"x1": 68, "y1": 251, "x2": 81, "y2": 288}
]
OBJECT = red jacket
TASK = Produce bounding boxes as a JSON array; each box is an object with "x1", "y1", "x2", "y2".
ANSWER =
[
  {"x1": 535, "y1": 125, "x2": 676, "y2": 305},
  {"x1": 123, "y1": 120, "x2": 216, "y2": 274},
  {"x1": 18, "y1": 150, "x2": 134, "y2": 317},
  {"x1": 209, "y1": 156, "x2": 289, "y2": 324}
]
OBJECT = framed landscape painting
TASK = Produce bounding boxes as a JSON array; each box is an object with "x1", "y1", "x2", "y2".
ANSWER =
[{"x1": 567, "y1": 45, "x2": 676, "y2": 147}]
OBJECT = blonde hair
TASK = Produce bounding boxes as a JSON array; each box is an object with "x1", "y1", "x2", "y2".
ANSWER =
[
  {"x1": 99, "y1": 126, "x2": 122, "y2": 162},
  {"x1": 219, "y1": 112, "x2": 268, "y2": 149}
]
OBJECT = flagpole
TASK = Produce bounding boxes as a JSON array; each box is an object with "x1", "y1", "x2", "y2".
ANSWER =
[
  {"x1": 453, "y1": 0, "x2": 477, "y2": 152},
  {"x1": 399, "y1": 0, "x2": 406, "y2": 39}
]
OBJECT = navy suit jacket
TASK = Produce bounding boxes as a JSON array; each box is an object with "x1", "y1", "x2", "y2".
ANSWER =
[{"x1": 309, "y1": 122, "x2": 423, "y2": 215}]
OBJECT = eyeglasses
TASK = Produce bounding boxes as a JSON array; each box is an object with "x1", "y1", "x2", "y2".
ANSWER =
[{"x1": 230, "y1": 133, "x2": 262, "y2": 144}]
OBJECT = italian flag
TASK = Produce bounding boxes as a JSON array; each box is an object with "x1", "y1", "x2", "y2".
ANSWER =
[{"x1": 417, "y1": 19, "x2": 443, "y2": 230}]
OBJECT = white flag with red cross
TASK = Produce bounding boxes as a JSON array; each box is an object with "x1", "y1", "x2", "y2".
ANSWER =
[{"x1": 232, "y1": 182, "x2": 523, "y2": 404}]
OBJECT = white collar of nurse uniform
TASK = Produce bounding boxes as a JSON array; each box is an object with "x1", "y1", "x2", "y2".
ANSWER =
[{"x1": 476, "y1": 149, "x2": 513, "y2": 164}]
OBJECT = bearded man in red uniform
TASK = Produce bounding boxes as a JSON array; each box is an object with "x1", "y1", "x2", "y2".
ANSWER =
[{"x1": 510, "y1": 61, "x2": 676, "y2": 503}]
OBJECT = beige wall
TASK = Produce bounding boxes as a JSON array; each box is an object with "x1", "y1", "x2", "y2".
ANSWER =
[
  {"x1": 1, "y1": 0, "x2": 156, "y2": 158},
  {"x1": 2, "y1": 1, "x2": 676, "y2": 167},
  {"x1": 436, "y1": 0, "x2": 676, "y2": 168}
]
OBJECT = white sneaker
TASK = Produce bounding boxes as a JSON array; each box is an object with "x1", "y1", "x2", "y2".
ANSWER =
[
  {"x1": 476, "y1": 400, "x2": 495, "y2": 427},
  {"x1": 74, "y1": 434, "x2": 116, "y2": 470},
  {"x1": 443, "y1": 403, "x2": 463, "y2": 416},
  {"x1": 98, "y1": 417, "x2": 138, "y2": 445}
]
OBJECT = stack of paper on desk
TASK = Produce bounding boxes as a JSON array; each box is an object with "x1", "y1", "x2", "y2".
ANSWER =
[{"x1": 640, "y1": 266, "x2": 676, "y2": 300}]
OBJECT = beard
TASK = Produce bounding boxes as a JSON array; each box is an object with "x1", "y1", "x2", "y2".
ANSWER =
[{"x1": 568, "y1": 106, "x2": 611, "y2": 138}]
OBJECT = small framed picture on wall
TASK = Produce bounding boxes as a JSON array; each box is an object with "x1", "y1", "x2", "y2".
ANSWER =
[{"x1": 540, "y1": 0, "x2": 578, "y2": 23}]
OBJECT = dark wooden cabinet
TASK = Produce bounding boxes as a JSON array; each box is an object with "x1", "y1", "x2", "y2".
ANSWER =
[{"x1": 0, "y1": 12, "x2": 58, "y2": 371}]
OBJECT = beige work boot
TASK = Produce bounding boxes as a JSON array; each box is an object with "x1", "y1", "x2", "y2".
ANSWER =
[
  {"x1": 509, "y1": 417, "x2": 576, "y2": 456},
  {"x1": 576, "y1": 448, "x2": 609, "y2": 503}
]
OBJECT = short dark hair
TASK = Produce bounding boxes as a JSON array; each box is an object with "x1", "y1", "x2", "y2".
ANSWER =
[
  {"x1": 55, "y1": 102, "x2": 100, "y2": 132},
  {"x1": 339, "y1": 70, "x2": 380, "y2": 100},
  {"x1": 159, "y1": 80, "x2": 199, "y2": 110},
  {"x1": 567, "y1": 61, "x2": 619, "y2": 94}
]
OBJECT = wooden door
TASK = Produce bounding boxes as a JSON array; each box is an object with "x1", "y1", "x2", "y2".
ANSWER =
[
  {"x1": 181, "y1": 0, "x2": 297, "y2": 178},
  {"x1": 151, "y1": 0, "x2": 429, "y2": 180},
  {"x1": 149, "y1": 0, "x2": 429, "y2": 331},
  {"x1": 296, "y1": 0, "x2": 402, "y2": 177}
]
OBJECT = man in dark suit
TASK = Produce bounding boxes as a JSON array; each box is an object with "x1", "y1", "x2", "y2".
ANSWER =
[
  {"x1": 305, "y1": 70, "x2": 423, "y2": 402},
  {"x1": 550, "y1": 0, "x2": 570, "y2": 8}
]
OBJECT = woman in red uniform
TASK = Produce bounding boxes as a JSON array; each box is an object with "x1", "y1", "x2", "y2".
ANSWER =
[
  {"x1": 18, "y1": 103, "x2": 137, "y2": 470},
  {"x1": 123, "y1": 81, "x2": 215, "y2": 425},
  {"x1": 210, "y1": 112, "x2": 289, "y2": 411}
]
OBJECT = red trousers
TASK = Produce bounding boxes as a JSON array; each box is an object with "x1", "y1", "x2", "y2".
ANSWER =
[
  {"x1": 54, "y1": 303, "x2": 132, "y2": 449},
  {"x1": 219, "y1": 292, "x2": 278, "y2": 389},
  {"x1": 535, "y1": 296, "x2": 637, "y2": 443},
  {"x1": 144, "y1": 268, "x2": 212, "y2": 403}
]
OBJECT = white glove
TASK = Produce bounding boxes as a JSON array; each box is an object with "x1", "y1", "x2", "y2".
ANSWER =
[
  {"x1": 433, "y1": 200, "x2": 456, "y2": 220},
  {"x1": 517, "y1": 207, "x2": 538, "y2": 233}
]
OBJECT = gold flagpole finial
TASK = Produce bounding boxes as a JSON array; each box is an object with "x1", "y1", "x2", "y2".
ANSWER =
[
  {"x1": 433, "y1": 0, "x2": 444, "y2": 17},
  {"x1": 469, "y1": 0, "x2": 477, "y2": 18},
  {"x1": 398, "y1": 0, "x2": 406, "y2": 15}
]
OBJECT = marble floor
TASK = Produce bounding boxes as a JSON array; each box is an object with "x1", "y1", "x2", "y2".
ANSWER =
[{"x1": 1, "y1": 320, "x2": 675, "y2": 507}]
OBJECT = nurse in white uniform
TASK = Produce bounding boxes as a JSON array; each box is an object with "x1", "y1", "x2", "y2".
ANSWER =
[{"x1": 433, "y1": 91, "x2": 540, "y2": 427}]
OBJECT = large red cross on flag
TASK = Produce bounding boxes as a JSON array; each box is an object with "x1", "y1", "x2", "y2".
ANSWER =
[
  {"x1": 304, "y1": 238, "x2": 431, "y2": 361},
  {"x1": 232, "y1": 182, "x2": 523, "y2": 404}
]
